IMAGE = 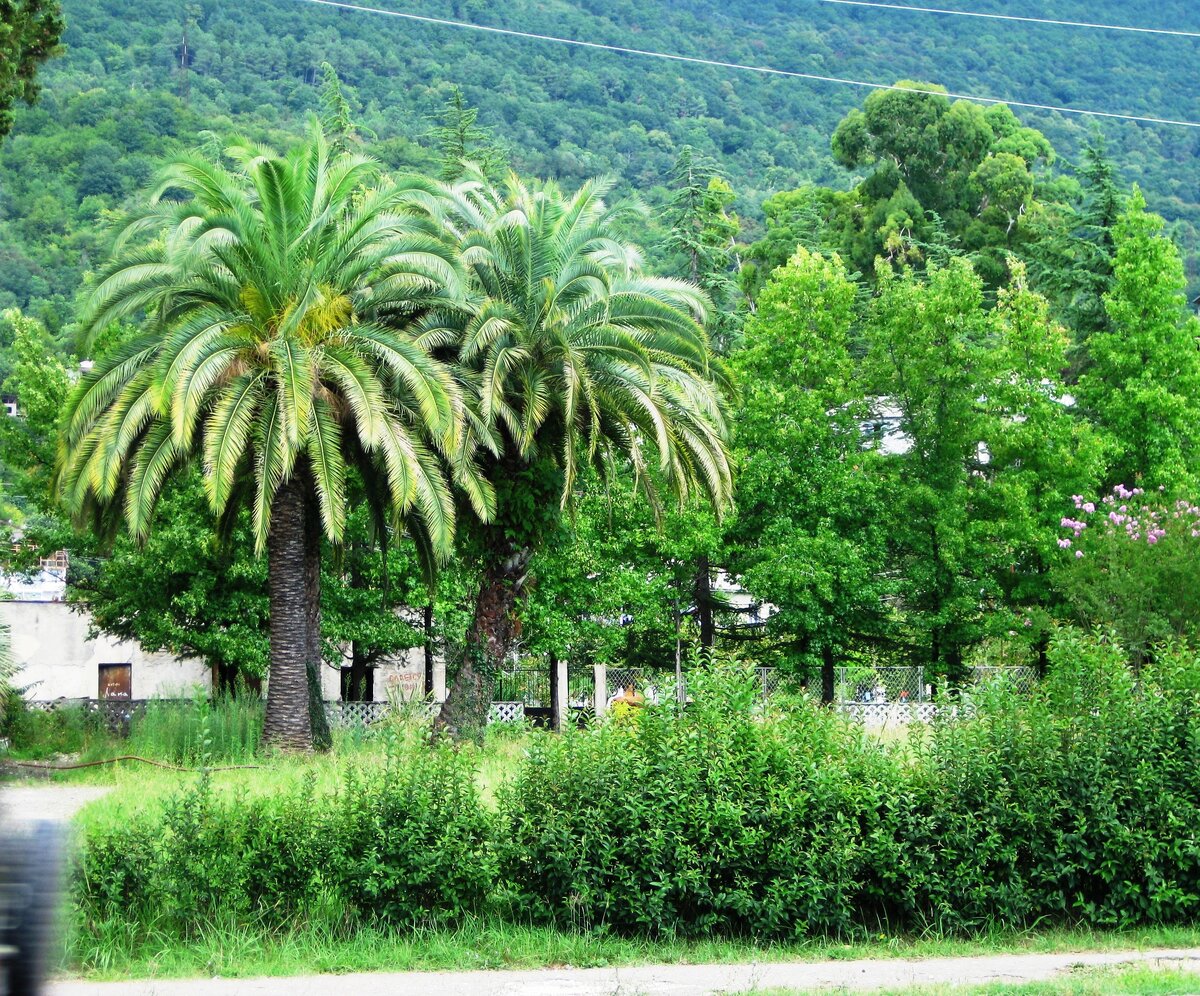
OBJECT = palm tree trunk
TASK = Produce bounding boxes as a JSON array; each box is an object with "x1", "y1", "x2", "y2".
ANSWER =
[
  {"x1": 434, "y1": 551, "x2": 528, "y2": 741},
  {"x1": 303, "y1": 478, "x2": 332, "y2": 750},
  {"x1": 262, "y1": 473, "x2": 315, "y2": 751}
]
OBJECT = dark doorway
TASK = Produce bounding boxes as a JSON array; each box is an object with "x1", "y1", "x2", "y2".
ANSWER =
[{"x1": 340, "y1": 665, "x2": 374, "y2": 702}]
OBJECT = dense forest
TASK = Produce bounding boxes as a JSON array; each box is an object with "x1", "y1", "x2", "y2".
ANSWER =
[
  {"x1": 4, "y1": 0, "x2": 1200, "y2": 724},
  {"x1": 3, "y1": 0, "x2": 1200, "y2": 339}
]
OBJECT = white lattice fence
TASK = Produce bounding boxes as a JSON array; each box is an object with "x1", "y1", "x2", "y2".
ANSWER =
[
  {"x1": 324, "y1": 701, "x2": 391, "y2": 727},
  {"x1": 840, "y1": 701, "x2": 939, "y2": 725},
  {"x1": 490, "y1": 701, "x2": 525, "y2": 724}
]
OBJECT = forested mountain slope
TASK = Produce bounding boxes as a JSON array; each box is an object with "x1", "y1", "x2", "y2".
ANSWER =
[{"x1": 3, "y1": 0, "x2": 1199, "y2": 333}]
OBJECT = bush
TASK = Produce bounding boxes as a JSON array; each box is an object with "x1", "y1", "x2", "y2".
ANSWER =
[
  {"x1": 72, "y1": 642, "x2": 1200, "y2": 954},
  {"x1": 73, "y1": 736, "x2": 496, "y2": 949},
  {"x1": 501, "y1": 649, "x2": 1200, "y2": 939},
  {"x1": 1, "y1": 700, "x2": 111, "y2": 759},
  {"x1": 499, "y1": 663, "x2": 896, "y2": 939}
]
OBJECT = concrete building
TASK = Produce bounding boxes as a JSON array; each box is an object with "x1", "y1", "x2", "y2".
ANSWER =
[
  {"x1": 1, "y1": 558, "x2": 439, "y2": 703},
  {"x1": 0, "y1": 599, "x2": 209, "y2": 701}
]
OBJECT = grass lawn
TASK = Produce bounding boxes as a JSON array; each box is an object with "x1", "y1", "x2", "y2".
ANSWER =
[{"x1": 60, "y1": 919, "x2": 1200, "y2": 982}]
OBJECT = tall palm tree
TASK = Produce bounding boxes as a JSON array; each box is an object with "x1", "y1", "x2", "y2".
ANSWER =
[
  {"x1": 58, "y1": 126, "x2": 487, "y2": 751},
  {"x1": 429, "y1": 170, "x2": 734, "y2": 736}
]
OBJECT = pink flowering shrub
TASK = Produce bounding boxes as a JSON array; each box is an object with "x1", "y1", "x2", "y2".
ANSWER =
[{"x1": 1053, "y1": 485, "x2": 1200, "y2": 665}]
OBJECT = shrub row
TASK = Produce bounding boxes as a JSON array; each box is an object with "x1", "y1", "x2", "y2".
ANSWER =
[
  {"x1": 73, "y1": 634, "x2": 1200, "y2": 949},
  {"x1": 74, "y1": 738, "x2": 495, "y2": 946}
]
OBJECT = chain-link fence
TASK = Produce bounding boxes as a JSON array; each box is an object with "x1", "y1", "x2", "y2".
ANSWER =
[
  {"x1": 606, "y1": 667, "x2": 680, "y2": 705},
  {"x1": 967, "y1": 665, "x2": 1039, "y2": 695},
  {"x1": 834, "y1": 666, "x2": 928, "y2": 703}
]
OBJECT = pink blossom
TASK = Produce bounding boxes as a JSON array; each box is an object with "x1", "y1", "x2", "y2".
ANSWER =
[
  {"x1": 1082, "y1": 502, "x2": 1095, "y2": 514},
  {"x1": 1057, "y1": 538, "x2": 1072, "y2": 549},
  {"x1": 1075, "y1": 550, "x2": 1084, "y2": 559}
]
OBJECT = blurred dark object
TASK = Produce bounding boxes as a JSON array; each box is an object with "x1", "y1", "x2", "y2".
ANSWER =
[{"x1": 0, "y1": 820, "x2": 63, "y2": 996}]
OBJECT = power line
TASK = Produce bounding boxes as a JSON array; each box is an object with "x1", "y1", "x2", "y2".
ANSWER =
[
  {"x1": 816, "y1": 0, "x2": 1200, "y2": 40},
  {"x1": 282, "y1": 0, "x2": 1200, "y2": 129}
]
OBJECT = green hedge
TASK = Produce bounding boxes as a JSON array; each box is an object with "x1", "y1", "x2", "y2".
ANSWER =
[
  {"x1": 74, "y1": 740, "x2": 496, "y2": 949},
  {"x1": 500, "y1": 639, "x2": 1200, "y2": 937},
  {"x1": 72, "y1": 634, "x2": 1200, "y2": 952}
]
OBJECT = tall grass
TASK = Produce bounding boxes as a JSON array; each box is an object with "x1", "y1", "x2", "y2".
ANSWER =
[
  {"x1": 126, "y1": 694, "x2": 263, "y2": 765},
  {"x1": 1, "y1": 693, "x2": 263, "y2": 764},
  {"x1": 1, "y1": 701, "x2": 112, "y2": 759}
]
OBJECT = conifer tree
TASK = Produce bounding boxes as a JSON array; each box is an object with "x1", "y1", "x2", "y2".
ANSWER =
[
  {"x1": 1077, "y1": 189, "x2": 1200, "y2": 489},
  {"x1": 427, "y1": 85, "x2": 506, "y2": 182}
]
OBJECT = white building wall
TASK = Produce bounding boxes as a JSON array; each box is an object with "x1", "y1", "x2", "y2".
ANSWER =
[
  {"x1": 317, "y1": 645, "x2": 429, "y2": 702},
  {"x1": 0, "y1": 600, "x2": 210, "y2": 700}
]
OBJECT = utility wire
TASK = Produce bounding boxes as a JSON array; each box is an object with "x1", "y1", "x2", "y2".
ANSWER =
[
  {"x1": 283, "y1": 0, "x2": 1200, "y2": 128},
  {"x1": 816, "y1": 0, "x2": 1200, "y2": 40}
]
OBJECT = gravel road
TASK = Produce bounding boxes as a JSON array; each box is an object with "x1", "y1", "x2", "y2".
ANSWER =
[
  {"x1": 46, "y1": 947, "x2": 1200, "y2": 995},
  {"x1": 1, "y1": 784, "x2": 112, "y2": 824}
]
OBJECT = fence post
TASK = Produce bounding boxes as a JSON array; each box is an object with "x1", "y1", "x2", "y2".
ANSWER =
[
  {"x1": 593, "y1": 663, "x2": 607, "y2": 717},
  {"x1": 432, "y1": 655, "x2": 447, "y2": 703},
  {"x1": 551, "y1": 655, "x2": 568, "y2": 732}
]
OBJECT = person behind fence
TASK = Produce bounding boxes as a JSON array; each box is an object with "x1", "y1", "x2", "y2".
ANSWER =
[{"x1": 608, "y1": 684, "x2": 645, "y2": 719}]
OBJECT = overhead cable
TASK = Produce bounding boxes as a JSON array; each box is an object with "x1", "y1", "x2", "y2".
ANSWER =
[
  {"x1": 816, "y1": 0, "x2": 1200, "y2": 40},
  {"x1": 282, "y1": 0, "x2": 1200, "y2": 128}
]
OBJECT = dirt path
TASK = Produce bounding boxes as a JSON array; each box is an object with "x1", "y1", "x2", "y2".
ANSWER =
[
  {"x1": 1, "y1": 784, "x2": 112, "y2": 824},
  {"x1": 47, "y1": 947, "x2": 1200, "y2": 995}
]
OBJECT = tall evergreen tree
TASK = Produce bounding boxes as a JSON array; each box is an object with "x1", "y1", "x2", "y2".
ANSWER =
[
  {"x1": 318, "y1": 62, "x2": 358, "y2": 155},
  {"x1": 664, "y1": 147, "x2": 742, "y2": 647},
  {"x1": 427, "y1": 85, "x2": 506, "y2": 182},
  {"x1": 1077, "y1": 189, "x2": 1200, "y2": 489}
]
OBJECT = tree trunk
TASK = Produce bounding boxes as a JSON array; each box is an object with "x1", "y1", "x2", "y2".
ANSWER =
[
  {"x1": 821, "y1": 644, "x2": 836, "y2": 706},
  {"x1": 213, "y1": 661, "x2": 236, "y2": 697},
  {"x1": 423, "y1": 603, "x2": 435, "y2": 697},
  {"x1": 945, "y1": 642, "x2": 965, "y2": 692},
  {"x1": 344, "y1": 643, "x2": 374, "y2": 701},
  {"x1": 212, "y1": 661, "x2": 261, "y2": 697},
  {"x1": 262, "y1": 474, "x2": 315, "y2": 751},
  {"x1": 930, "y1": 627, "x2": 940, "y2": 700},
  {"x1": 695, "y1": 555, "x2": 715, "y2": 649},
  {"x1": 303, "y1": 475, "x2": 332, "y2": 750},
  {"x1": 434, "y1": 552, "x2": 527, "y2": 741},
  {"x1": 548, "y1": 650, "x2": 561, "y2": 731}
]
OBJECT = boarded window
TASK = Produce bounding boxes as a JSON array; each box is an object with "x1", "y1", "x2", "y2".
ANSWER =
[{"x1": 98, "y1": 663, "x2": 132, "y2": 700}]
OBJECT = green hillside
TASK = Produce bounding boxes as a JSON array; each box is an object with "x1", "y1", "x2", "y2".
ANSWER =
[{"x1": 3, "y1": 0, "x2": 1199, "y2": 332}]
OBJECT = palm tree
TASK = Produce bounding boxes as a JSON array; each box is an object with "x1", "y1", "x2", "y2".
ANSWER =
[
  {"x1": 429, "y1": 170, "x2": 734, "y2": 737},
  {"x1": 58, "y1": 126, "x2": 486, "y2": 751}
]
